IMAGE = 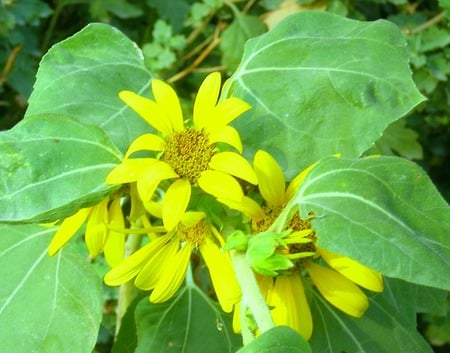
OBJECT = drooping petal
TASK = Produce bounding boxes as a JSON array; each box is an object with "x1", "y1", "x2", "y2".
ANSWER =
[
  {"x1": 209, "y1": 152, "x2": 258, "y2": 185},
  {"x1": 217, "y1": 195, "x2": 265, "y2": 222},
  {"x1": 193, "y1": 72, "x2": 221, "y2": 130},
  {"x1": 151, "y1": 79, "x2": 184, "y2": 132},
  {"x1": 119, "y1": 90, "x2": 173, "y2": 135},
  {"x1": 232, "y1": 302, "x2": 241, "y2": 333},
  {"x1": 285, "y1": 161, "x2": 318, "y2": 201},
  {"x1": 104, "y1": 235, "x2": 171, "y2": 286},
  {"x1": 208, "y1": 97, "x2": 251, "y2": 128},
  {"x1": 267, "y1": 275, "x2": 313, "y2": 340},
  {"x1": 150, "y1": 242, "x2": 194, "y2": 303},
  {"x1": 136, "y1": 161, "x2": 178, "y2": 202},
  {"x1": 85, "y1": 199, "x2": 109, "y2": 258},
  {"x1": 134, "y1": 236, "x2": 180, "y2": 290},
  {"x1": 318, "y1": 248, "x2": 384, "y2": 292},
  {"x1": 162, "y1": 179, "x2": 191, "y2": 231},
  {"x1": 143, "y1": 200, "x2": 163, "y2": 219},
  {"x1": 48, "y1": 207, "x2": 91, "y2": 255},
  {"x1": 124, "y1": 133, "x2": 166, "y2": 158},
  {"x1": 208, "y1": 125, "x2": 243, "y2": 153},
  {"x1": 198, "y1": 170, "x2": 243, "y2": 202},
  {"x1": 253, "y1": 150, "x2": 286, "y2": 207},
  {"x1": 104, "y1": 197, "x2": 125, "y2": 267},
  {"x1": 129, "y1": 182, "x2": 146, "y2": 223},
  {"x1": 306, "y1": 261, "x2": 369, "y2": 318},
  {"x1": 106, "y1": 158, "x2": 158, "y2": 185},
  {"x1": 200, "y1": 238, "x2": 241, "y2": 312}
]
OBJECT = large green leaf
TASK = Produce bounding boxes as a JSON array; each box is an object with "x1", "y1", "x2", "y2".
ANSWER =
[
  {"x1": 134, "y1": 284, "x2": 241, "y2": 353},
  {"x1": 0, "y1": 223, "x2": 103, "y2": 353},
  {"x1": 309, "y1": 278, "x2": 434, "y2": 353},
  {"x1": 287, "y1": 156, "x2": 450, "y2": 290},
  {"x1": 224, "y1": 11, "x2": 425, "y2": 178},
  {"x1": 237, "y1": 326, "x2": 311, "y2": 353},
  {"x1": 26, "y1": 23, "x2": 152, "y2": 153},
  {"x1": 0, "y1": 114, "x2": 121, "y2": 223}
]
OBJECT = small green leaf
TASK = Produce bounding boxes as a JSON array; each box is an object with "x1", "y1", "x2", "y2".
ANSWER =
[
  {"x1": 134, "y1": 285, "x2": 241, "y2": 353},
  {"x1": 0, "y1": 114, "x2": 121, "y2": 223},
  {"x1": 237, "y1": 326, "x2": 311, "y2": 353},
  {"x1": 0, "y1": 223, "x2": 103, "y2": 353},
  {"x1": 289, "y1": 156, "x2": 450, "y2": 290},
  {"x1": 26, "y1": 23, "x2": 152, "y2": 153},
  {"x1": 224, "y1": 11, "x2": 425, "y2": 178}
]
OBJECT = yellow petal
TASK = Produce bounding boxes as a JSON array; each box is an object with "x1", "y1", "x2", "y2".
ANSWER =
[
  {"x1": 137, "y1": 161, "x2": 178, "y2": 201},
  {"x1": 210, "y1": 152, "x2": 258, "y2": 185},
  {"x1": 198, "y1": 170, "x2": 243, "y2": 202},
  {"x1": 208, "y1": 125, "x2": 243, "y2": 153},
  {"x1": 267, "y1": 275, "x2": 313, "y2": 340},
  {"x1": 200, "y1": 238, "x2": 241, "y2": 312},
  {"x1": 180, "y1": 211, "x2": 206, "y2": 228},
  {"x1": 143, "y1": 200, "x2": 163, "y2": 219},
  {"x1": 85, "y1": 199, "x2": 109, "y2": 258},
  {"x1": 285, "y1": 161, "x2": 318, "y2": 201},
  {"x1": 104, "y1": 235, "x2": 171, "y2": 286},
  {"x1": 104, "y1": 197, "x2": 125, "y2": 267},
  {"x1": 129, "y1": 182, "x2": 146, "y2": 222},
  {"x1": 209, "y1": 97, "x2": 251, "y2": 128},
  {"x1": 106, "y1": 158, "x2": 158, "y2": 185},
  {"x1": 162, "y1": 179, "x2": 191, "y2": 231},
  {"x1": 150, "y1": 242, "x2": 193, "y2": 302},
  {"x1": 119, "y1": 90, "x2": 173, "y2": 135},
  {"x1": 151, "y1": 79, "x2": 184, "y2": 132},
  {"x1": 124, "y1": 133, "x2": 165, "y2": 158},
  {"x1": 217, "y1": 195, "x2": 265, "y2": 222},
  {"x1": 48, "y1": 207, "x2": 91, "y2": 255},
  {"x1": 318, "y1": 248, "x2": 384, "y2": 292},
  {"x1": 253, "y1": 150, "x2": 286, "y2": 207},
  {"x1": 232, "y1": 302, "x2": 242, "y2": 333},
  {"x1": 193, "y1": 72, "x2": 221, "y2": 130},
  {"x1": 307, "y1": 261, "x2": 369, "y2": 317}
]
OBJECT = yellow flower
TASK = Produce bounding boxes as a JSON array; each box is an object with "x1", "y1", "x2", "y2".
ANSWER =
[
  {"x1": 106, "y1": 72, "x2": 257, "y2": 231},
  {"x1": 48, "y1": 195, "x2": 126, "y2": 267},
  {"x1": 225, "y1": 150, "x2": 383, "y2": 340},
  {"x1": 104, "y1": 211, "x2": 241, "y2": 313}
]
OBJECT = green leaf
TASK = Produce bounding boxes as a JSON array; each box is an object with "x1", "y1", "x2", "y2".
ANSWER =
[
  {"x1": 0, "y1": 223, "x2": 103, "y2": 353},
  {"x1": 134, "y1": 285, "x2": 241, "y2": 353},
  {"x1": 26, "y1": 23, "x2": 152, "y2": 153},
  {"x1": 224, "y1": 11, "x2": 425, "y2": 178},
  {"x1": 220, "y1": 11, "x2": 267, "y2": 71},
  {"x1": 237, "y1": 326, "x2": 311, "y2": 353},
  {"x1": 309, "y1": 278, "x2": 434, "y2": 353},
  {"x1": 289, "y1": 156, "x2": 450, "y2": 290},
  {"x1": 0, "y1": 114, "x2": 121, "y2": 223}
]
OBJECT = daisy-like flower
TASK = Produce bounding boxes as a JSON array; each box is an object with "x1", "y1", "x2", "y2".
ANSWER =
[
  {"x1": 48, "y1": 194, "x2": 126, "y2": 267},
  {"x1": 104, "y1": 211, "x2": 241, "y2": 313},
  {"x1": 106, "y1": 72, "x2": 257, "y2": 231},
  {"x1": 226, "y1": 150, "x2": 384, "y2": 340}
]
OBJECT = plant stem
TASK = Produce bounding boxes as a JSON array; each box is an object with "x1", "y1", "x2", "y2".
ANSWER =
[
  {"x1": 230, "y1": 250, "x2": 274, "y2": 338},
  {"x1": 404, "y1": 10, "x2": 447, "y2": 35}
]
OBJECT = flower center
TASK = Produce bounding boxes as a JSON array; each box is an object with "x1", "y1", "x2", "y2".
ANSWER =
[
  {"x1": 161, "y1": 129, "x2": 214, "y2": 183},
  {"x1": 178, "y1": 219, "x2": 209, "y2": 247}
]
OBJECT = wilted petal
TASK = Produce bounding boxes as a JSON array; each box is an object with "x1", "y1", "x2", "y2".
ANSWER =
[
  {"x1": 163, "y1": 179, "x2": 191, "y2": 231},
  {"x1": 48, "y1": 207, "x2": 91, "y2": 255},
  {"x1": 119, "y1": 90, "x2": 173, "y2": 135},
  {"x1": 193, "y1": 72, "x2": 221, "y2": 130},
  {"x1": 198, "y1": 170, "x2": 244, "y2": 202},
  {"x1": 150, "y1": 242, "x2": 193, "y2": 302},
  {"x1": 124, "y1": 133, "x2": 165, "y2": 158},
  {"x1": 210, "y1": 152, "x2": 257, "y2": 185},
  {"x1": 318, "y1": 248, "x2": 384, "y2": 292},
  {"x1": 253, "y1": 150, "x2": 286, "y2": 207},
  {"x1": 200, "y1": 238, "x2": 241, "y2": 312},
  {"x1": 85, "y1": 199, "x2": 109, "y2": 258},
  {"x1": 151, "y1": 79, "x2": 184, "y2": 132},
  {"x1": 307, "y1": 261, "x2": 369, "y2": 317}
]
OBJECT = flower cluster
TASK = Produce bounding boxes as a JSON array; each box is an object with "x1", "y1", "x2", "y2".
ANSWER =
[{"x1": 48, "y1": 72, "x2": 383, "y2": 337}]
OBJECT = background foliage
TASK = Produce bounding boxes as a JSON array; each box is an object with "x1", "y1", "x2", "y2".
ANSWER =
[{"x1": 1, "y1": 0, "x2": 449, "y2": 352}]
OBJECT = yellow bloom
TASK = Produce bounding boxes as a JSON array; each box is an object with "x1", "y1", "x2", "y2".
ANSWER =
[
  {"x1": 106, "y1": 72, "x2": 257, "y2": 231},
  {"x1": 104, "y1": 211, "x2": 241, "y2": 313},
  {"x1": 225, "y1": 150, "x2": 383, "y2": 339},
  {"x1": 48, "y1": 196, "x2": 126, "y2": 267}
]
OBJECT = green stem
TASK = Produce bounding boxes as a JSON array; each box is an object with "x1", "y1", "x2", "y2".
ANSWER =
[
  {"x1": 41, "y1": 0, "x2": 65, "y2": 53},
  {"x1": 230, "y1": 250, "x2": 274, "y2": 339},
  {"x1": 405, "y1": 10, "x2": 447, "y2": 35}
]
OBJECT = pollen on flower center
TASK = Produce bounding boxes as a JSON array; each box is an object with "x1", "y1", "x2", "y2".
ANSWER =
[
  {"x1": 178, "y1": 219, "x2": 209, "y2": 247},
  {"x1": 161, "y1": 129, "x2": 214, "y2": 183}
]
